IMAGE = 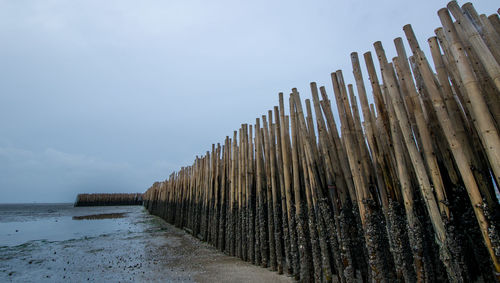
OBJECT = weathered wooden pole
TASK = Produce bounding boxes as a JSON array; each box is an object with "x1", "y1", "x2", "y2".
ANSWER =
[
  {"x1": 246, "y1": 125, "x2": 256, "y2": 263},
  {"x1": 332, "y1": 70, "x2": 395, "y2": 282},
  {"x1": 274, "y1": 104, "x2": 292, "y2": 274},
  {"x1": 268, "y1": 111, "x2": 285, "y2": 273},
  {"x1": 438, "y1": 7, "x2": 500, "y2": 188},
  {"x1": 311, "y1": 83, "x2": 349, "y2": 283},
  {"x1": 447, "y1": 1, "x2": 500, "y2": 92},
  {"x1": 262, "y1": 116, "x2": 276, "y2": 270},
  {"x1": 393, "y1": 38, "x2": 450, "y2": 220},
  {"x1": 296, "y1": 117, "x2": 322, "y2": 282},
  {"x1": 289, "y1": 92, "x2": 313, "y2": 281},
  {"x1": 319, "y1": 86, "x2": 369, "y2": 282},
  {"x1": 240, "y1": 125, "x2": 248, "y2": 261},
  {"x1": 373, "y1": 40, "x2": 456, "y2": 280},
  {"x1": 404, "y1": 24, "x2": 500, "y2": 278},
  {"x1": 230, "y1": 131, "x2": 238, "y2": 256},
  {"x1": 255, "y1": 118, "x2": 269, "y2": 267},
  {"x1": 279, "y1": 93, "x2": 300, "y2": 277}
]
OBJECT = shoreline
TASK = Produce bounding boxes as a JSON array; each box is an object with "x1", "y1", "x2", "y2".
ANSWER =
[{"x1": 0, "y1": 205, "x2": 292, "y2": 282}]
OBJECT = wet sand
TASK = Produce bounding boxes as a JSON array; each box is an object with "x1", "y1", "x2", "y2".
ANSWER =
[{"x1": 0, "y1": 205, "x2": 293, "y2": 282}]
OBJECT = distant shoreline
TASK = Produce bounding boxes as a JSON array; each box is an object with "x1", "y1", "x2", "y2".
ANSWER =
[{"x1": 0, "y1": 203, "x2": 74, "y2": 205}]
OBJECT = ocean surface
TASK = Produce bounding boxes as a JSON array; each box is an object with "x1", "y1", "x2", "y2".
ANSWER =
[
  {"x1": 0, "y1": 204, "x2": 141, "y2": 247},
  {"x1": 0, "y1": 204, "x2": 165, "y2": 282}
]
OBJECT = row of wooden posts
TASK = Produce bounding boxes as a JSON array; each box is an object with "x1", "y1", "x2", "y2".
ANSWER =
[
  {"x1": 144, "y1": 2, "x2": 500, "y2": 282},
  {"x1": 74, "y1": 193, "x2": 143, "y2": 206}
]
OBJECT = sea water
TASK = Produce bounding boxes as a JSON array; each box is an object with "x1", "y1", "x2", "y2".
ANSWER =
[
  {"x1": 0, "y1": 204, "x2": 142, "y2": 247},
  {"x1": 0, "y1": 203, "x2": 292, "y2": 282}
]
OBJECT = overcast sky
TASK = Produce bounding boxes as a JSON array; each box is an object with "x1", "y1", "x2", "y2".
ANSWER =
[{"x1": 0, "y1": 0, "x2": 497, "y2": 203}]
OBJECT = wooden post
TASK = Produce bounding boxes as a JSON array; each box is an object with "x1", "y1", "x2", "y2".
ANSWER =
[
  {"x1": 311, "y1": 82, "x2": 349, "y2": 283},
  {"x1": 262, "y1": 116, "x2": 276, "y2": 270},
  {"x1": 289, "y1": 92, "x2": 312, "y2": 281},
  {"x1": 404, "y1": 24, "x2": 500, "y2": 277},
  {"x1": 274, "y1": 104, "x2": 292, "y2": 275},
  {"x1": 393, "y1": 38, "x2": 450, "y2": 220},
  {"x1": 438, "y1": 8, "x2": 500, "y2": 188},
  {"x1": 279, "y1": 93, "x2": 300, "y2": 277},
  {"x1": 447, "y1": 1, "x2": 500, "y2": 92},
  {"x1": 247, "y1": 125, "x2": 256, "y2": 263},
  {"x1": 255, "y1": 118, "x2": 269, "y2": 267},
  {"x1": 268, "y1": 110, "x2": 284, "y2": 274}
]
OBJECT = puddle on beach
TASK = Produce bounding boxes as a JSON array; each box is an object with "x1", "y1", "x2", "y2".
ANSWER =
[{"x1": 72, "y1": 212, "x2": 126, "y2": 220}]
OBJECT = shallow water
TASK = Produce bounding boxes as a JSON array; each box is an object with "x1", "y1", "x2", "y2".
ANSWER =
[
  {"x1": 0, "y1": 204, "x2": 140, "y2": 247},
  {"x1": 0, "y1": 204, "x2": 292, "y2": 282}
]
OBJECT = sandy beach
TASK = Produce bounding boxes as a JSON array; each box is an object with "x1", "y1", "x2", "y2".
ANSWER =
[{"x1": 0, "y1": 205, "x2": 292, "y2": 282}]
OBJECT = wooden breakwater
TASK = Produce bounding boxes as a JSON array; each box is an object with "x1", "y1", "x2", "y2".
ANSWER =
[
  {"x1": 75, "y1": 193, "x2": 143, "y2": 206},
  {"x1": 144, "y1": 2, "x2": 500, "y2": 282}
]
